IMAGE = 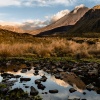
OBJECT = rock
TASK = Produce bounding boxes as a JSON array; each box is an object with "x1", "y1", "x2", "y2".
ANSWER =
[
  {"x1": 40, "y1": 76, "x2": 47, "y2": 82},
  {"x1": 97, "y1": 89, "x2": 100, "y2": 94},
  {"x1": 13, "y1": 69, "x2": 18, "y2": 72},
  {"x1": 88, "y1": 69, "x2": 98, "y2": 76},
  {"x1": 83, "y1": 92, "x2": 86, "y2": 95},
  {"x1": 35, "y1": 79, "x2": 41, "y2": 84},
  {"x1": 35, "y1": 70, "x2": 39, "y2": 73},
  {"x1": 37, "y1": 83, "x2": 46, "y2": 90},
  {"x1": 86, "y1": 84, "x2": 94, "y2": 91},
  {"x1": 55, "y1": 74, "x2": 61, "y2": 79},
  {"x1": 69, "y1": 88, "x2": 76, "y2": 93},
  {"x1": 57, "y1": 68, "x2": 63, "y2": 72},
  {"x1": 25, "y1": 86, "x2": 29, "y2": 88},
  {"x1": 15, "y1": 75, "x2": 21, "y2": 78},
  {"x1": 20, "y1": 78, "x2": 31, "y2": 82},
  {"x1": 49, "y1": 89, "x2": 58, "y2": 93},
  {"x1": 68, "y1": 95, "x2": 80, "y2": 100},
  {"x1": 30, "y1": 86, "x2": 38, "y2": 96},
  {"x1": 21, "y1": 68, "x2": 27, "y2": 73}
]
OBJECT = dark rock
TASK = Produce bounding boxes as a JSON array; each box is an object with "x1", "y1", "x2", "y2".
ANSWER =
[
  {"x1": 55, "y1": 74, "x2": 61, "y2": 79},
  {"x1": 21, "y1": 68, "x2": 27, "y2": 73},
  {"x1": 40, "y1": 76, "x2": 47, "y2": 82},
  {"x1": 20, "y1": 78, "x2": 31, "y2": 82},
  {"x1": 35, "y1": 70, "x2": 39, "y2": 73},
  {"x1": 15, "y1": 75, "x2": 21, "y2": 78},
  {"x1": 97, "y1": 89, "x2": 100, "y2": 94},
  {"x1": 35, "y1": 79, "x2": 41, "y2": 84},
  {"x1": 83, "y1": 92, "x2": 86, "y2": 95},
  {"x1": 13, "y1": 69, "x2": 18, "y2": 72},
  {"x1": 25, "y1": 86, "x2": 29, "y2": 88},
  {"x1": 30, "y1": 86, "x2": 38, "y2": 96},
  {"x1": 37, "y1": 83, "x2": 46, "y2": 90},
  {"x1": 49, "y1": 89, "x2": 58, "y2": 93},
  {"x1": 69, "y1": 88, "x2": 76, "y2": 93}
]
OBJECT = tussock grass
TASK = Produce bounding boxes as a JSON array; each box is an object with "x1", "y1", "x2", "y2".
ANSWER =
[{"x1": 0, "y1": 38, "x2": 100, "y2": 58}]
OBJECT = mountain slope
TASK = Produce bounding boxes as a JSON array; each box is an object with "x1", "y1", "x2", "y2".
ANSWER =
[
  {"x1": 68, "y1": 5, "x2": 100, "y2": 33},
  {"x1": 31, "y1": 6, "x2": 89, "y2": 35}
]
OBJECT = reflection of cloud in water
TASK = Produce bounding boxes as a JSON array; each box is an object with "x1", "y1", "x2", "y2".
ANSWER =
[
  {"x1": 50, "y1": 76, "x2": 69, "y2": 87},
  {"x1": 0, "y1": 76, "x2": 3, "y2": 82},
  {"x1": 8, "y1": 69, "x2": 34, "y2": 77},
  {"x1": 8, "y1": 70, "x2": 46, "y2": 78}
]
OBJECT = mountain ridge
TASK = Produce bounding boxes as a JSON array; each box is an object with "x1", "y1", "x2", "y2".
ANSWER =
[{"x1": 35, "y1": 6, "x2": 89, "y2": 36}]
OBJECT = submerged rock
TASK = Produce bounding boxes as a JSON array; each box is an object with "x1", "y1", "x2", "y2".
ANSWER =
[{"x1": 68, "y1": 95, "x2": 80, "y2": 100}]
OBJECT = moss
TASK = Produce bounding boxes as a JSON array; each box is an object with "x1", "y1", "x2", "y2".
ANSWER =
[{"x1": 0, "y1": 84, "x2": 7, "y2": 88}]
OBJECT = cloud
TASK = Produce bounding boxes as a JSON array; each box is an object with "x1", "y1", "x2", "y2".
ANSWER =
[
  {"x1": 0, "y1": 0, "x2": 20, "y2": 7},
  {"x1": 20, "y1": 19, "x2": 47, "y2": 30},
  {"x1": 46, "y1": 9, "x2": 70, "y2": 23},
  {"x1": 0, "y1": 20, "x2": 22, "y2": 26},
  {"x1": 0, "y1": 0, "x2": 100, "y2": 7},
  {"x1": 0, "y1": 0, "x2": 75, "y2": 7}
]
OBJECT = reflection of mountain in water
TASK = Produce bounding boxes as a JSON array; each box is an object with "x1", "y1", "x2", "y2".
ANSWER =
[{"x1": 60, "y1": 72, "x2": 86, "y2": 90}]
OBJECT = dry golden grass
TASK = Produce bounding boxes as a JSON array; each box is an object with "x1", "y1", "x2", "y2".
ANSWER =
[{"x1": 0, "y1": 38, "x2": 100, "y2": 58}]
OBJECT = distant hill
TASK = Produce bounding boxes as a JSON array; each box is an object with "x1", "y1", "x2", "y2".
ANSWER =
[
  {"x1": 32, "y1": 6, "x2": 89, "y2": 36},
  {"x1": 0, "y1": 28, "x2": 34, "y2": 43},
  {"x1": 68, "y1": 5, "x2": 100, "y2": 34},
  {"x1": 0, "y1": 25, "x2": 25, "y2": 33}
]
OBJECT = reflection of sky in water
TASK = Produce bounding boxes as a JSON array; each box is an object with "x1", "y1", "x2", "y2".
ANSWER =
[{"x1": 0, "y1": 68, "x2": 100, "y2": 100}]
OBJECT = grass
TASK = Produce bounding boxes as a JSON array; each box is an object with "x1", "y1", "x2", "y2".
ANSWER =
[{"x1": 0, "y1": 38, "x2": 100, "y2": 59}]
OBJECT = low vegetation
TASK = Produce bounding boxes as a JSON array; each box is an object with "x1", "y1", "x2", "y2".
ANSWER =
[{"x1": 0, "y1": 38, "x2": 100, "y2": 59}]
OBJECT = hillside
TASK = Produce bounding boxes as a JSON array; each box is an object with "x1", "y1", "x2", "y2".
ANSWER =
[
  {"x1": 0, "y1": 29, "x2": 34, "y2": 43},
  {"x1": 0, "y1": 25, "x2": 25, "y2": 33},
  {"x1": 68, "y1": 5, "x2": 100, "y2": 34}
]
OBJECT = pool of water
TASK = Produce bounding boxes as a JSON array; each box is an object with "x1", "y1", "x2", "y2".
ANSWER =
[{"x1": 0, "y1": 65, "x2": 100, "y2": 100}]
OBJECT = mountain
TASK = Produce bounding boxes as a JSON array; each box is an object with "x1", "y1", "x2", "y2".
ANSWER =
[
  {"x1": 68, "y1": 5, "x2": 100, "y2": 33},
  {"x1": 33, "y1": 5, "x2": 89, "y2": 36},
  {"x1": 0, "y1": 25, "x2": 25, "y2": 33}
]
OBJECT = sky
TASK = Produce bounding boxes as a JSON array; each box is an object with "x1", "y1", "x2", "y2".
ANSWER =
[{"x1": 0, "y1": 0, "x2": 100, "y2": 30}]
